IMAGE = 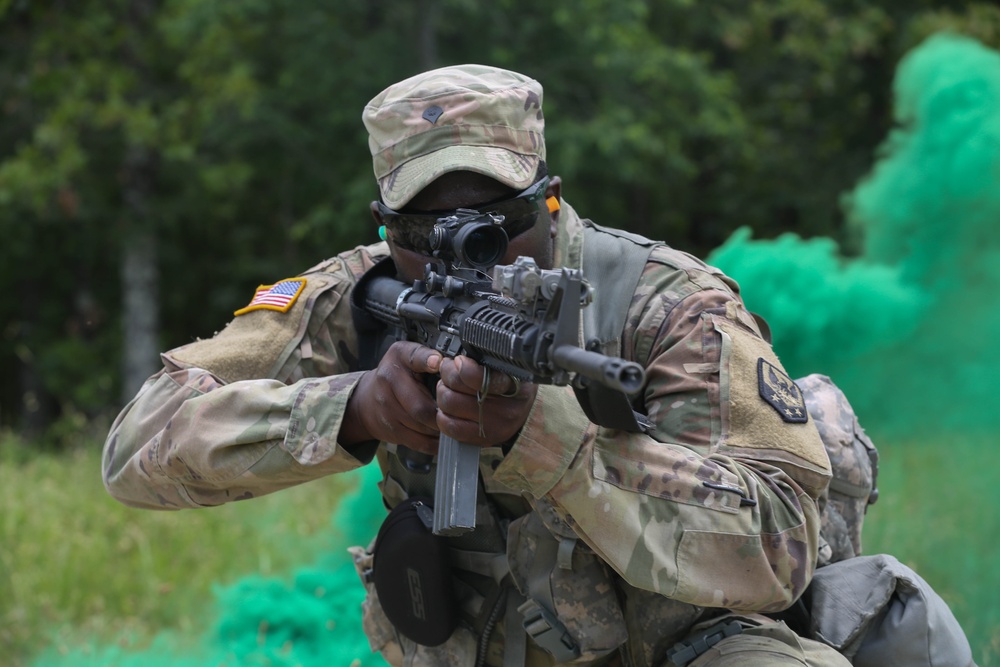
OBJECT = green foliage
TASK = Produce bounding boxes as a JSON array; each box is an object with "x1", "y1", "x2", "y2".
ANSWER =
[
  {"x1": 1, "y1": 0, "x2": 998, "y2": 437},
  {"x1": 0, "y1": 4, "x2": 995, "y2": 664}
]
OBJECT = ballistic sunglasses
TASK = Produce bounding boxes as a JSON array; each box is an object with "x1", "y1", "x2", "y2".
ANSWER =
[{"x1": 377, "y1": 177, "x2": 550, "y2": 255}]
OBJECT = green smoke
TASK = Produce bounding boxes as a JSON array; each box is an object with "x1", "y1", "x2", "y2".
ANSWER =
[{"x1": 709, "y1": 32, "x2": 1000, "y2": 438}]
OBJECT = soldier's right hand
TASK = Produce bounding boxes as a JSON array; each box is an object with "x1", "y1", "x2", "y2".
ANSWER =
[{"x1": 341, "y1": 341, "x2": 443, "y2": 454}]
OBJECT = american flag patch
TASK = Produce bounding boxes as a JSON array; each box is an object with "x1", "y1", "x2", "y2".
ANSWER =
[{"x1": 234, "y1": 278, "x2": 307, "y2": 316}]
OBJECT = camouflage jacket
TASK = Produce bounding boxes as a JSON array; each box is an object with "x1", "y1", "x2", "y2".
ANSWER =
[{"x1": 103, "y1": 202, "x2": 832, "y2": 664}]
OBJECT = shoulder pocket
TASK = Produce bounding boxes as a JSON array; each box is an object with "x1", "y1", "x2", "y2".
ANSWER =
[
  {"x1": 710, "y1": 314, "x2": 830, "y2": 484},
  {"x1": 167, "y1": 275, "x2": 340, "y2": 382}
]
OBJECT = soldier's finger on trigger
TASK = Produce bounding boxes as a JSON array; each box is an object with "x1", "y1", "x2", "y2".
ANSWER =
[{"x1": 496, "y1": 372, "x2": 521, "y2": 397}]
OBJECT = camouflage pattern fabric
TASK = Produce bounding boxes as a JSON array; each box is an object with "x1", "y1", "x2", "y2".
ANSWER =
[
  {"x1": 102, "y1": 248, "x2": 384, "y2": 509},
  {"x1": 363, "y1": 64, "x2": 545, "y2": 209},
  {"x1": 796, "y1": 374, "x2": 879, "y2": 567},
  {"x1": 505, "y1": 508, "x2": 629, "y2": 662},
  {"x1": 104, "y1": 198, "x2": 833, "y2": 666},
  {"x1": 682, "y1": 614, "x2": 852, "y2": 666}
]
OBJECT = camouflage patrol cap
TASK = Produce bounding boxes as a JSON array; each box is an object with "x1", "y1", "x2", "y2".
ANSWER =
[{"x1": 363, "y1": 64, "x2": 546, "y2": 209}]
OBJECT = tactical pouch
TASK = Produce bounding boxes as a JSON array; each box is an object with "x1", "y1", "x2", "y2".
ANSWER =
[
  {"x1": 506, "y1": 507, "x2": 628, "y2": 663},
  {"x1": 372, "y1": 496, "x2": 458, "y2": 646}
]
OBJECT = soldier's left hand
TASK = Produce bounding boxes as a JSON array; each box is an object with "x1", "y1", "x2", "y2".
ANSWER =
[{"x1": 436, "y1": 356, "x2": 536, "y2": 447}]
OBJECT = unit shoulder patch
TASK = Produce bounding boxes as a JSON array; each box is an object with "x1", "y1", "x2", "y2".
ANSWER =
[
  {"x1": 234, "y1": 278, "x2": 307, "y2": 316},
  {"x1": 758, "y1": 358, "x2": 808, "y2": 423}
]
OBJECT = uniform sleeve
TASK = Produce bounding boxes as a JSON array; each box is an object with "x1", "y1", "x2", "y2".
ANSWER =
[
  {"x1": 103, "y1": 254, "x2": 381, "y2": 510},
  {"x1": 494, "y1": 263, "x2": 832, "y2": 613},
  {"x1": 102, "y1": 366, "x2": 373, "y2": 509}
]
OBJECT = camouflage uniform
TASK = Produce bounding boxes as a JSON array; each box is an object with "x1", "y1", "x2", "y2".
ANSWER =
[{"x1": 103, "y1": 65, "x2": 848, "y2": 666}]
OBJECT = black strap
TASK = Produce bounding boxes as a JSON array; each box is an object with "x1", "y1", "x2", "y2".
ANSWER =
[
  {"x1": 666, "y1": 620, "x2": 744, "y2": 667},
  {"x1": 575, "y1": 221, "x2": 659, "y2": 433},
  {"x1": 580, "y1": 220, "x2": 659, "y2": 353}
]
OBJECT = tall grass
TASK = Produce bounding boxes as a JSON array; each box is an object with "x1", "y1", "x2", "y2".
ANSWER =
[
  {"x1": 862, "y1": 435, "x2": 999, "y2": 666},
  {"x1": 0, "y1": 436, "x2": 351, "y2": 667},
  {"x1": 1, "y1": 432, "x2": 996, "y2": 666}
]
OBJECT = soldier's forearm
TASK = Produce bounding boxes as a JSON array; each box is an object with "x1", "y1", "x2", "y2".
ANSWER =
[
  {"x1": 103, "y1": 367, "x2": 370, "y2": 509},
  {"x1": 338, "y1": 370, "x2": 378, "y2": 447}
]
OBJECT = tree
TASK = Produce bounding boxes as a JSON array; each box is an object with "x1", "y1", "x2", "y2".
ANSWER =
[{"x1": 0, "y1": 0, "x2": 997, "y2": 440}]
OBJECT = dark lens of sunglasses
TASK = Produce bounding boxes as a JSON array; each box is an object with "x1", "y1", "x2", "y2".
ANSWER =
[
  {"x1": 380, "y1": 177, "x2": 547, "y2": 253},
  {"x1": 383, "y1": 215, "x2": 438, "y2": 253}
]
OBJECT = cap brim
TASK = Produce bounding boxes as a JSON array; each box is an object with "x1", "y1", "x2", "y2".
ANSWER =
[{"x1": 379, "y1": 145, "x2": 540, "y2": 209}]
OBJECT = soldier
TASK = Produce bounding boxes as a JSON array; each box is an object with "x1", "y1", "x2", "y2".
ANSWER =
[{"x1": 103, "y1": 64, "x2": 853, "y2": 666}]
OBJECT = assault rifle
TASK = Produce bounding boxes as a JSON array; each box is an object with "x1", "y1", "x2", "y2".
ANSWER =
[{"x1": 353, "y1": 209, "x2": 647, "y2": 536}]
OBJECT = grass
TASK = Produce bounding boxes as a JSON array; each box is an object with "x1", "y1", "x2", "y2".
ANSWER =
[
  {"x1": 0, "y1": 436, "x2": 354, "y2": 667},
  {"x1": 1, "y1": 431, "x2": 996, "y2": 666},
  {"x1": 862, "y1": 434, "x2": 1000, "y2": 666}
]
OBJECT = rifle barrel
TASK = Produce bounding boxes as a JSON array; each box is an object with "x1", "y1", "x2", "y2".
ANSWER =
[{"x1": 551, "y1": 346, "x2": 645, "y2": 394}]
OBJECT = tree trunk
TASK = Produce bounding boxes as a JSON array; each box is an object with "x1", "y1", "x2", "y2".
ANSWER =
[
  {"x1": 119, "y1": 0, "x2": 162, "y2": 404},
  {"x1": 417, "y1": 0, "x2": 439, "y2": 70},
  {"x1": 120, "y1": 148, "x2": 161, "y2": 404}
]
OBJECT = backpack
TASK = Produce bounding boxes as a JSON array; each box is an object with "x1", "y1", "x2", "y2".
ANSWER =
[
  {"x1": 795, "y1": 373, "x2": 879, "y2": 566},
  {"x1": 796, "y1": 374, "x2": 976, "y2": 666}
]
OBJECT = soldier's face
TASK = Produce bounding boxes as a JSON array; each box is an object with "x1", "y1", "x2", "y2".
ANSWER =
[{"x1": 371, "y1": 170, "x2": 560, "y2": 284}]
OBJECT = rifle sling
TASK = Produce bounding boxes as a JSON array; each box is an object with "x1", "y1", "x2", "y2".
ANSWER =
[{"x1": 577, "y1": 221, "x2": 659, "y2": 433}]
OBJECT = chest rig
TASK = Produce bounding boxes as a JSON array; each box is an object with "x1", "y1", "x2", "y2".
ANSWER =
[{"x1": 358, "y1": 222, "x2": 708, "y2": 666}]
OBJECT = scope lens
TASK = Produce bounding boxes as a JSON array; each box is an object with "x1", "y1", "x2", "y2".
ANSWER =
[
  {"x1": 464, "y1": 229, "x2": 503, "y2": 265},
  {"x1": 454, "y1": 223, "x2": 508, "y2": 269}
]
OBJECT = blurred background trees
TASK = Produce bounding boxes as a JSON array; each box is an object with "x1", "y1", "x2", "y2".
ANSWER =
[{"x1": 1, "y1": 0, "x2": 998, "y2": 445}]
